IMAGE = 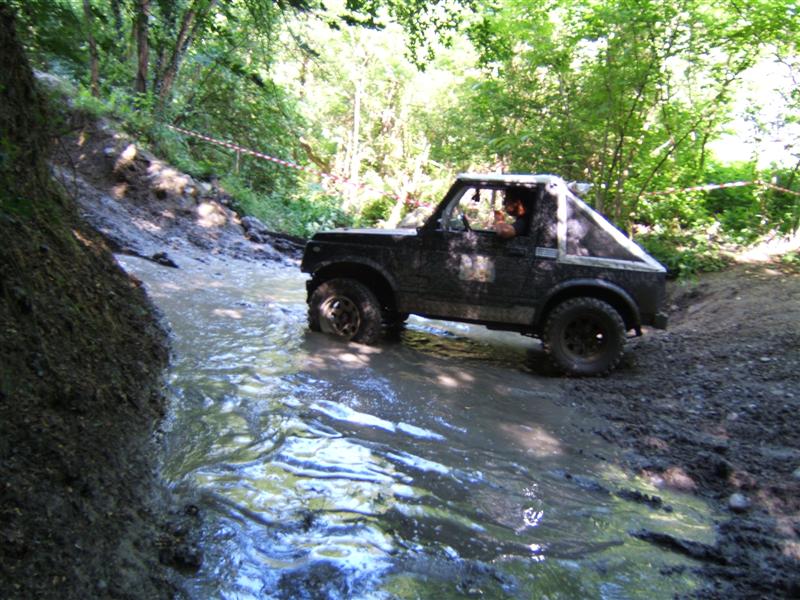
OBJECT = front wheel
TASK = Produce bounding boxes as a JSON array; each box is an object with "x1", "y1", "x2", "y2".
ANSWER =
[
  {"x1": 308, "y1": 278, "x2": 383, "y2": 344},
  {"x1": 543, "y1": 297, "x2": 626, "y2": 376}
]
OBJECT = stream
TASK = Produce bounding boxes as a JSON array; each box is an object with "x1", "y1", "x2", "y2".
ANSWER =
[{"x1": 118, "y1": 254, "x2": 714, "y2": 599}]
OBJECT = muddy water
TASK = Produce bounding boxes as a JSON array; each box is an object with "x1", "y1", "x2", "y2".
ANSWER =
[{"x1": 119, "y1": 255, "x2": 713, "y2": 599}]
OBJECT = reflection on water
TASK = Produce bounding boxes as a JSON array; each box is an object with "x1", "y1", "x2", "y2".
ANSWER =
[{"x1": 119, "y1": 255, "x2": 713, "y2": 599}]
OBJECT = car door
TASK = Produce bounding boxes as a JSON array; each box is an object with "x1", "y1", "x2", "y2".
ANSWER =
[
  {"x1": 525, "y1": 184, "x2": 561, "y2": 300},
  {"x1": 415, "y1": 186, "x2": 537, "y2": 324}
]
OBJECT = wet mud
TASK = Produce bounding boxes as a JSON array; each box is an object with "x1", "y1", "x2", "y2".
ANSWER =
[{"x1": 115, "y1": 253, "x2": 721, "y2": 598}]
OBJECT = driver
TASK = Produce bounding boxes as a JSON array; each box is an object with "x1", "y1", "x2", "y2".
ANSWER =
[{"x1": 493, "y1": 187, "x2": 532, "y2": 239}]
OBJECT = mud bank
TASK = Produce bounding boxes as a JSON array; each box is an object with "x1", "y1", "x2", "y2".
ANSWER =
[{"x1": 1, "y1": 68, "x2": 175, "y2": 600}]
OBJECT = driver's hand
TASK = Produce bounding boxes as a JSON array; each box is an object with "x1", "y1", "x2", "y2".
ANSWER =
[{"x1": 493, "y1": 210, "x2": 505, "y2": 223}]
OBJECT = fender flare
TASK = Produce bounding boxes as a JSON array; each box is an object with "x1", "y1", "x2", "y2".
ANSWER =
[
  {"x1": 307, "y1": 257, "x2": 399, "y2": 309},
  {"x1": 535, "y1": 278, "x2": 641, "y2": 333}
]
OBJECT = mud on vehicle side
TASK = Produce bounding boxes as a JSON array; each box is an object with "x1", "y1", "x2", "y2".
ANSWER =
[{"x1": 301, "y1": 174, "x2": 668, "y2": 376}]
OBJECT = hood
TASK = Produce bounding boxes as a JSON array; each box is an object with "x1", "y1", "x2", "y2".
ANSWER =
[{"x1": 311, "y1": 227, "x2": 417, "y2": 241}]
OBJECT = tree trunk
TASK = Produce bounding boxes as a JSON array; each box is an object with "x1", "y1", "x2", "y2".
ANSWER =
[
  {"x1": 346, "y1": 75, "x2": 363, "y2": 212},
  {"x1": 298, "y1": 137, "x2": 331, "y2": 173},
  {"x1": 109, "y1": 0, "x2": 125, "y2": 58},
  {"x1": 82, "y1": 0, "x2": 100, "y2": 97},
  {"x1": 157, "y1": 0, "x2": 219, "y2": 106},
  {"x1": 134, "y1": 0, "x2": 150, "y2": 94},
  {"x1": 787, "y1": 157, "x2": 800, "y2": 233}
]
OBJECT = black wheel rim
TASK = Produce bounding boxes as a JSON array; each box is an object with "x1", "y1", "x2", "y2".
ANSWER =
[
  {"x1": 320, "y1": 295, "x2": 360, "y2": 339},
  {"x1": 562, "y1": 315, "x2": 608, "y2": 360}
]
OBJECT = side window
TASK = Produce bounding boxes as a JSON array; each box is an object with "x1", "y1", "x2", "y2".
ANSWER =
[
  {"x1": 532, "y1": 191, "x2": 557, "y2": 247},
  {"x1": 444, "y1": 187, "x2": 503, "y2": 232},
  {"x1": 565, "y1": 197, "x2": 641, "y2": 260}
]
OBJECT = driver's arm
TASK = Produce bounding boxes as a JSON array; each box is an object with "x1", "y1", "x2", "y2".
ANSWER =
[{"x1": 493, "y1": 210, "x2": 517, "y2": 239}]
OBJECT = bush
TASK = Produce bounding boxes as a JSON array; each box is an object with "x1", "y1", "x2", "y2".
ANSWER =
[
  {"x1": 637, "y1": 227, "x2": 730, "y2": 278},
  {"x1": 358, "y1": 196, "x2": 395, "y2": 226},
  {"x1": 220, "y1": 176, "x2": 353, "y2": 238}
]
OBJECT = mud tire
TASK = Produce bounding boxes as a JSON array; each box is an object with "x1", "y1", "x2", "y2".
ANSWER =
[
  {"x1": 543, "y1": 297, "x2": 626, "y2": 376},
  {"x1": 308, "y1": 278, "x2": 383, "y2": 344}
]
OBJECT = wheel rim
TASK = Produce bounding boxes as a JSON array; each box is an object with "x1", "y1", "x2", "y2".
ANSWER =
[
  {"x1": 562, "y1": 315, "x2": 608, "y2": 360},
  {"x1": 319, "y1": 295, "x2": 360, "y2": 339}
]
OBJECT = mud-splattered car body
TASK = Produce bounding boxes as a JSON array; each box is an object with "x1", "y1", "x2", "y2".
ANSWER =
[{"x1": 301, "y1": 174, "x2": 668, "y2": 375}]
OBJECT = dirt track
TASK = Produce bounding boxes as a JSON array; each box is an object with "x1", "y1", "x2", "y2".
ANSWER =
[
  {"x1": 570, "y1": 264, "x2": 800, "y2": 597},
  {"x1": 46, "y1": 115, "x2": 800, "y2": 597}
]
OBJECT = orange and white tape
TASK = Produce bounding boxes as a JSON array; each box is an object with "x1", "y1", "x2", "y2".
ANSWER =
[
  {"x1": 168, "y1": 124, "x2": 799, "y2": 202},
  {"x1": 166, "y1": 124, "x2": 409, "y2": 204},
  {"x1": 643, "y1": 179, "x2": 800, "y2": 197}
]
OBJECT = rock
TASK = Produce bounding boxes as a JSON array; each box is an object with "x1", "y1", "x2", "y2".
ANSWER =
[
  {"x1": 241, "y1": 215, "x2": 269, "y2": 235},
  {"x1": 244, "y1": 230, "x2": 266, "y2": 244},
  {"x1": 630, "y1": 529, "x2": 726, "y2": 564},
  {"x1": 11, "y1": 286, "x2": 32, "y2": 314},
  {"x1": 151, "y1": 252, "x2": 178, "y2": 268},
  {"x1": 792, "y1": 467, "x2": 800, "y2": 481},
  {"x1": 759, "y1": 445, "x2": 800, "y2": 461},
  {"x1": 616, "y1": 488, "x2": 670, "y2": 511},
  {"x1": 698, "y1": 434, "x2": 729, "y2": 453},
  {"x1": 398, "y1": 206, "x2": 433, "y2": 228},
  {"x1": 728, "y1": 493, "x2": 752, "y2": 512},
  {"x1": 661, "y1": 466, "x2": 697, "y2": 492},
  {"x1": 158, "y1": 542, "x2": 202, "y2": 572},
  {"x1": 697, "y1": 451, "x2": 732, "y2": 479}
]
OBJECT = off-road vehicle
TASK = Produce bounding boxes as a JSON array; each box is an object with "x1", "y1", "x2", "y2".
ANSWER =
[{"x1": 301, "y1": 174, "x2": 668, "y2": 376}]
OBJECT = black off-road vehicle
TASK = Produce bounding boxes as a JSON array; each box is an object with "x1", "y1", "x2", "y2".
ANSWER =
[{"x1": 301, "y1": 174, "x2": 668, "y2": 375}]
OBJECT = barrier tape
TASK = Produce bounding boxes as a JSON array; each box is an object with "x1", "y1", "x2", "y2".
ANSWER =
[
  {"x1": 761, "y1": 180, "x2": 800, "y2": 197},
  {"x1": 168, "y1": 124, "x2": 800, "y2": 202},
  {"x1": 643, "y1": 179, "x2": 800, "y2": 197},
  {"x1": 166, "y1": 124, "x2": 409, "y2": 204}
]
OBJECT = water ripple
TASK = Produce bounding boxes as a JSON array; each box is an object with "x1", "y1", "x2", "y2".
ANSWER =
[{"x1": 117, "y1": 255, "x2": 715, "y2": 599}]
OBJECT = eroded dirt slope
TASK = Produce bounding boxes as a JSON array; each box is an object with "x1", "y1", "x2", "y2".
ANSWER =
[{"x1": 0, "y1": 22, "x2": 175, "y2": 596}]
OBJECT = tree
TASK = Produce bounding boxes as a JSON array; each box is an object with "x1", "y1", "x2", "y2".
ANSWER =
[
  {"x1": 134, "y1": 0, "x2": 150, "y2": 93},
  {"x1": 434, "y1": 0, "x2": 793, "y2": 231}
]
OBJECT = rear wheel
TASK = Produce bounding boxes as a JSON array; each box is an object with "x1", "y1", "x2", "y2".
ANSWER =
[
  {"x1": 308, "y1": 278, "x2": 383, "y2": 344},
  {"x1": 544, "y1": 297, "x2": 626, "y2": 376}
]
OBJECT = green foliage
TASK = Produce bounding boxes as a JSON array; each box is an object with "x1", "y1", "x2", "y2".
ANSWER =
[
  {"x1": 9, "y1": 0, "x2": 800, "y2": 274},
  {"x1": 698, "y1": 162, "x2": 761, "y2": 242},
  {"x1": 69, "y1": 87, "x2": 113, "y2": 119},
  {"x1": 781, "y1": 250, "x2": 800, "y2": 268},
  {"x1": 763, "y1": 171, "x2": 800, "y2": 235},
  {"x1": 9, "y1": 0, "x2": 84, "y2": 66},
  {"x1": 358, "y1": 196, "x2": 395, "y2": 226},
  {"x1": 637, "y1": 228, "x2": 730, "y2": 277},
  {"x1": 341, "y1": 0, "x2": 478, "y2": 65},
  {"x1": 221, "y1": 175, "x2": 353, "y2": 237}
]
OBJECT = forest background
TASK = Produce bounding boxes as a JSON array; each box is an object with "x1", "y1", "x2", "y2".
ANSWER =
[{"x1": 11, "y1": 0, "x2": 800, "y2": 276}]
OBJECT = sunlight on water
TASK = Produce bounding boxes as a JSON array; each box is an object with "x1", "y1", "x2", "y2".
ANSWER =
[{"x1": 118, "y1": 255, "x2": 715, "y2": 599}]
